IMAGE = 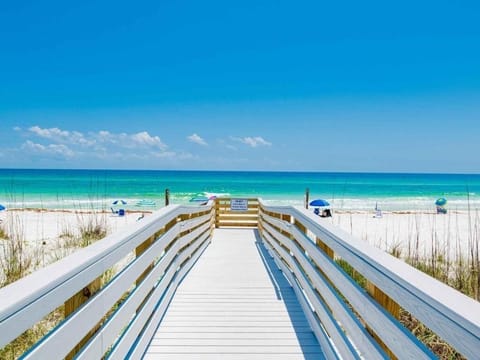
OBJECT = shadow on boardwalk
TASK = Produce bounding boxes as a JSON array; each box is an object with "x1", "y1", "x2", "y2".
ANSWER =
[{"x1": 254, "y1": 230, "x2": 325, "y2": 360}]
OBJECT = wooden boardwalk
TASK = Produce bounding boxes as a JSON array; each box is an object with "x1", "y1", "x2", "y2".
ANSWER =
[{"x1": 144, "y1": 228, "x2": 324, "y2": 360}]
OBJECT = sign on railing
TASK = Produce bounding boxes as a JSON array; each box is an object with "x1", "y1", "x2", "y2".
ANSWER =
[
  {"x1": 215, "y1": 198, "x2": 258, "y2": 227},
  {"x1": 230, "y1": 198, "x2": 248, "y2": 211}
]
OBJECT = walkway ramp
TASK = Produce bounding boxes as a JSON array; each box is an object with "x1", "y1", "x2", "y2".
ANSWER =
[{"x1": 144, "y1": 228, "x2": 324, "y2": 360}]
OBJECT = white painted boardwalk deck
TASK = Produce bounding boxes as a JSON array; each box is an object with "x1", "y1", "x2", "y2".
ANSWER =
[{"x1": 144, "y1": 228, "x2": 324, "y2": 360}]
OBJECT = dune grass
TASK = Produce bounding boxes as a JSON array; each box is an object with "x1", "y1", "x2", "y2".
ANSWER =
[
  {"x1": 333, "y1": 208, "x2": 479, "y2": 359},
  {"x1": 0, "y1": 212, "x2": 32, "y2": 287},
  {"x1": 0, "y1": 209, "x2": 111, "y2": 359}
]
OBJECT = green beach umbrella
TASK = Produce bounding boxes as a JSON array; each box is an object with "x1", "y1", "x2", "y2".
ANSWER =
[{"x1": 435, "y1": 198, "x2": 447, "y2": 206}]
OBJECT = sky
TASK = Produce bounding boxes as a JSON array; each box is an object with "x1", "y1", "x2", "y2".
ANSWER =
[{"x1": 0, "y1": 0, "x2": 479, "y2": 173}]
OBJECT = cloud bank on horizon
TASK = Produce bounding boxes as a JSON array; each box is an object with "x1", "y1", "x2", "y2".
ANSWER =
[{"x1": 2, "y1": 125, "x2": 273, "y2": 169}]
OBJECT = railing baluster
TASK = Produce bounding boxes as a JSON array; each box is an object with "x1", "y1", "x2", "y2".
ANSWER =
[
  {"x1": 64, "y1": 277, "x2": 102, "y2": 360},
  {"x1": 366, "y1": 281, "x2": 401, "y2": 359}
]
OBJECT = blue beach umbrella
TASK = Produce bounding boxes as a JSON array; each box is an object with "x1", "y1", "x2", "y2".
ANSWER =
[
  {"x1": 309, "y1": 199, "x2": 330, "y2": 207},
  {"x1": 435, "y1": 198, "x2": 447, "y2": 206},
  {"x1": 112, "y1": 200, "x2": 127, "y2": 205},
  {"x1": 0, "y1": 204, "x2": 5, "y2": 211}
]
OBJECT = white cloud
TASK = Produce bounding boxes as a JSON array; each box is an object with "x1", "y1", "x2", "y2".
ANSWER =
[
  {"x1": 232, "y1": 136, "x2": 272, "y2": 148},
  {"x1": 16, "y1": 125, "x2": 203, "y2": 164},
  {"x1": 21, "y1": 140, "x2": 75, "y2": 158},
  {"x1": 29, "y1": 126, "x2": 70, "y2": 140},
  {"x1": 28, "y1": 126, "x2": 95, "y2": 147},
  {"x1": 26, "y1": 126, "x2": 167, "y2": 151},
  {"x1": 93, "y1": 130, "x2": 167, "y2": 150},
  {"x1": 187, "y1": 133, "x2": 208, "y2": 146},
  {"x1": 131, "y1": 131, "x2": 167, "y2": 149}
]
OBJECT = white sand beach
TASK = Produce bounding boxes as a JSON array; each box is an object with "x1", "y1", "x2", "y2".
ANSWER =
[
  {"x1": 1, "y1": 207, "x2": 478, "y2": 286},
  {"x1": 0, "y1": 209, "x2": 152, "y2": 284},
  {"x1": 0, "y1": 209, "x2": 149, "y2": 243},
  {"x1": 329, "y1": 210, "x2": 478, "y2": 261}
]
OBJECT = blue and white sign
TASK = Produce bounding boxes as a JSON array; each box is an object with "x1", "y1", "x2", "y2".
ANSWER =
[{"x1": 231, "y1": 199, "x2": 248, "y2": 211}]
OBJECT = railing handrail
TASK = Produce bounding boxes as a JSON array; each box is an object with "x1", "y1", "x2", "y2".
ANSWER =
[
  {"x1": 258, "y1": 199, "x2": 480, "y2": 359},
  {"x1": 0, "y1": 202, "x2": 215, "y2": 357},
  {"x1": 2, "y1": 197, "x2": 479, "y2": 359}
]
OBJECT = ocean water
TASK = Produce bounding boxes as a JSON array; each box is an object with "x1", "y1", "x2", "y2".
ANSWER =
[{"x1": 0, "y1": 169, "x2": 479, "y2": 211}]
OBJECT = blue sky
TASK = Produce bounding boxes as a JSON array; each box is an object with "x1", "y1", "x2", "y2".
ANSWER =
[{"x1": 1, "y1": 0, "x2": 479, "y2": 172}]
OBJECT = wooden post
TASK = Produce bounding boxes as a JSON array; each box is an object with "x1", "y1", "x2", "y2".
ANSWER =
[
  {"x1": 366, "y1": 281, "x2": 400, "y2": 359},
  {"x1": 294, "y1": 219, "x2": 307, "y2": 235},
  {"x1": 305, "y1": 188, "x2": 310, "y2": 209},
  {"x1": 136, "y1": 235, "x2": 156, "y2": 285},
  {"x1": 65, "y1": 277, "x2": 102, "y2": 360},
  {"x1": 316, "y1": 237, "x2": 334, "y2": 259},
  {"x1": 165, "y1": 188, "x2": 170, "y2": 206},
  {"x1": 215, "y1": 198, "x2": 220, "y2": 228}
]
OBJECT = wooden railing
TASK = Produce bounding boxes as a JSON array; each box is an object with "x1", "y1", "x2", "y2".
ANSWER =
[
  {"x1": 215, "y1": 197, "x2": 259, "y2": 228},
  {"x1": 258, "y1": 200, "x2": 480, "y2": 359},
  {"x1": 0, "y1": 203, "x2": 214, "y2": 359},
  {"x1": 1, "y1": 197, "x2": 479, "y2": 359}
]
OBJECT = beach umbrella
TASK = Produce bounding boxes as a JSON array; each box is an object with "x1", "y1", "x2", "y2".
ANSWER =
[
  {"x1": 136, "y1": 199, "x2": 156, "y2": 207},
  {"x1": 310, "y1": 199, "x2": 330, "y2": 207},
  {"x1": 309, "y1": 199, "x2": 330, "y2": 207},
  {"x1": 435, "y1": 198, "x2": 447, "y2": 206},
  {"x1": 190, "y1": 196, "x2": 209, "y2": 203},
  {"x1": 112, "y1": 200, "x2": 127, "y2": 205},
  {"x1": 0, "y1": 204, "x2": 5, "y2": 211}
]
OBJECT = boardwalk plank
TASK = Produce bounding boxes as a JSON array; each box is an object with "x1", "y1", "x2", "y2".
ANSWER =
[{"x1": 144, "y1": 228, "x2": 324, "y2": 360}]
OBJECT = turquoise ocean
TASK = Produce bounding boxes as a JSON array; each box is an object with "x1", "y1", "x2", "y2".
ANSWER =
[{"x1": 0, "y1": 169, "x2": 479, "y2": 212}]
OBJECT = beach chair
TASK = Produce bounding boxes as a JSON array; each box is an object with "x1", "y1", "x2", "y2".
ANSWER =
[
  {"x1": 374, "y1": 209, "x2": 383, "y2": 218},
  {"x1": 436, "y1": 206, "x2": 447, "y2": 214},
  {"x1": 118, "y1": 209, "x2": 125, "y2": 216},
  {"x1": 322, "y1": 209, "x2": 332, "y2": 217},
  {"x1": 111, "y1": 207, "x2": 118, "y2": 215}
]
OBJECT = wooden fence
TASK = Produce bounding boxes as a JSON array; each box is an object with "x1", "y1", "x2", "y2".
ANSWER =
[
  {"x1": 1, "y1": 197, "x2": 479, "y2": 359},
  {"x1": 258, "y1": 200, "x2": 480, "y2": 359},
  {"x1": 215, "y1": 197, "x2": 259, "y2": 228},
  {"x1": 0, "y1": 203, "x2": 214, "y2": 359}
]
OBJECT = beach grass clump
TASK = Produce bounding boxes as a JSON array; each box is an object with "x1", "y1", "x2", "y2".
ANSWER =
[
  {"x1": 333, "y1": 208, "x2": 479, "y2": 358},
  {"x1": 0, "y1": 306, "x2": 64, "y2": 360},
  {"x1": 400, "y1": 310, "x2": 465, "y2": 359},
  {"x1": 76, "y1": 212, "x2": 108, "y2": 247},
  {"x1": 0, "y1": 225, "x2": 8, "y2": 239},
  {"x1": 0, "y1": 213, "x2": 32, "y2": 287},
  {"x1": 335, "y1": 257, "x2": 468, "y2": 359}
]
